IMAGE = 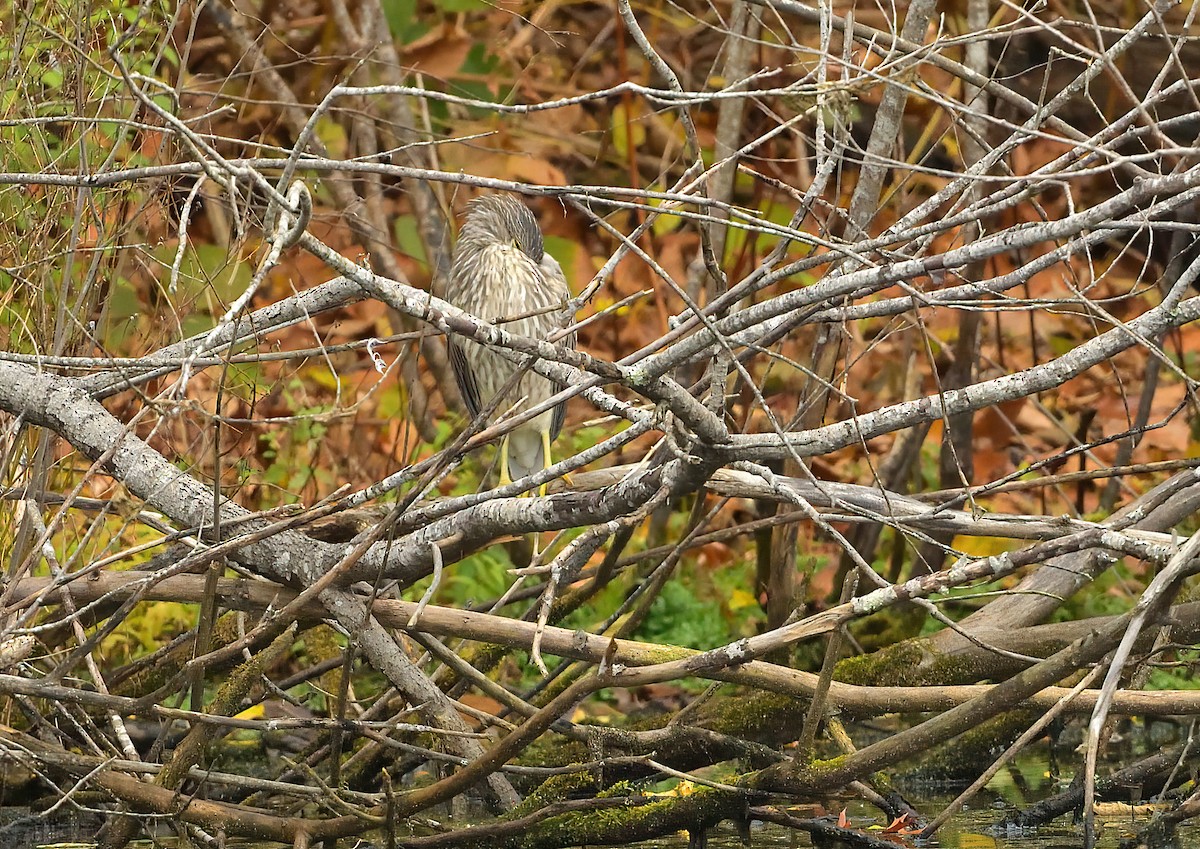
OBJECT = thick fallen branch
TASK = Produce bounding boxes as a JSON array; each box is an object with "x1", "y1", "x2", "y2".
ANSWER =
[{"x1": 10, "y1": 571, "x2": 1200, "y2": 717}]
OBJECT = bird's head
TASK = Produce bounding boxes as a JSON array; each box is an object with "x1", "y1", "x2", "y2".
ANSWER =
[{"x1": 462, "y1": 195, "x2": 545, "y2": 263}]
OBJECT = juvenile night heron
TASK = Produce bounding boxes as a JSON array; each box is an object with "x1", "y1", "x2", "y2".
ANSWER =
[{"x1": 445, "y1": 195, "x2": 575, "y2": 488}]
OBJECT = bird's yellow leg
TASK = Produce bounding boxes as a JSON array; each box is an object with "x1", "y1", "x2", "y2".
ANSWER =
[
  {"x1": 539, "y1": 428, "x2": 553, "y2": 497},
  {"x1": 527, "y1": 431, "x2": 543, "y2": 559},
  {"x1": 499, "y1": 435, "x2": 513, "y2": 488}
]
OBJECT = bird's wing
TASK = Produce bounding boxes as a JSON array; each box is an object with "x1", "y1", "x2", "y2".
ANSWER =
[
  {"x1": 540, "y1": 252, "x2": 576, "y2": 442},
  {"x1": 550, "y1": 327, "x2": 576, "y2": 442},
  {"x1": 448, "y1": 338, "x2": 482, "y2": 419}
]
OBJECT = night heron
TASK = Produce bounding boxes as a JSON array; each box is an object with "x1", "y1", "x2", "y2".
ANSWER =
[{"x1": 445, "y1": 195, "x2": 575, "y2": 489}]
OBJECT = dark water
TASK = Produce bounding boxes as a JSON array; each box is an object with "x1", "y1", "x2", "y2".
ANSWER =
[
  {"x1": 641, "y1": 766, "x2": 1196, "y2": 849},
  {"x1": 7, "y1": 793, "x2": 1190, "y2": 849},
  {"x1": 4, "y1": 748, "x2": 1194, "y2": 849},
  {"x1": 2, "y1": 804, "x2": 1193, "y2": 849},
  {"x1": 0, "y1": 808, "x2": 103, "y2": 849},
  {"x1": 639, "y1": 793, "x2": 1191, "y2": 849}
]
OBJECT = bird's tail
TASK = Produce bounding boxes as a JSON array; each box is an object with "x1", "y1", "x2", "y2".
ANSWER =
[{"x1": 505, "y1": 429, "x2": 545, "y2": 483}]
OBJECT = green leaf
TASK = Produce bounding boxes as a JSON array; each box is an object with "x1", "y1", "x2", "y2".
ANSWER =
[
  {"x1": 381, "y1": 0, "x2": 423, "y2": 41},
  {"x1": 635, "y1": 582, "x2": 727, "y2": 650},
  {"x1": 455, "y1": 44, "x2": 504, "y2": 108},
  {"x1": 152, "y1": 242, "x2": 254, "y2": 307},
  {"x1": 393, "y1": 214, "x2": 429, "y2": 268},
  {"x1": 435, "y1": 0, "x2": 487, "y2": 11},
  {"x1": 100, "y1": 277, "x2": 143, "y2": 348},
  {"x1": 543, "y1": 235, "x2": 576, "y2": 286},
  {"x1": 40, "y1": 67, "x2": 64, "y2": 89}
]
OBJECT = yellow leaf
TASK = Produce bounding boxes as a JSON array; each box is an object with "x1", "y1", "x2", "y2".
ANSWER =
[
  {"x1": 728, "y1": 588, "x2": 758, "y2": 611},
  {"x1": 611, "y1": 102, "x2": 646, "y2": 162},
  {"x1": 234, "y1": 703, "x2": 266, "y2": 720},
  {"x1": 646, "y1": 183, "x2": 683, "y2": 236},
  {"x1": 951, "y1": 535, "x2": 1019, "y2": 559}
]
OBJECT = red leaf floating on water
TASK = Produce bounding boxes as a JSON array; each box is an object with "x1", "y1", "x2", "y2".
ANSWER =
[{"x1": 881, "y1": 813, "x2": 921, "y2": 835}]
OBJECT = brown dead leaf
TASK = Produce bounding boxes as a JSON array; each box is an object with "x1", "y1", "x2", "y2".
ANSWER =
[
  {"x1": 404, "y1": 22, "x2": 472, "y2": 80},
  {"x1": 459, "y1": 693, "x2": 504, "y2": 722},
  {"x1": 504, "y1": 154, "x2": 566, "y2": 186},
  {"x1": 696, "y1": 542, "x2": 736, "y2": 570}
]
